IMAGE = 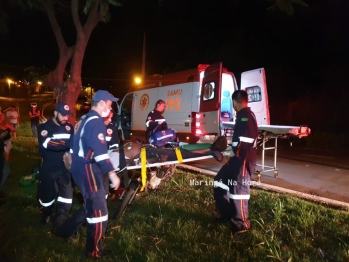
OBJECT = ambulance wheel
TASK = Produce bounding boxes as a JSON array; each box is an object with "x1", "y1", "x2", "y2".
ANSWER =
[
  {"x1": 274, "y1": 170, "x2": 278, "y2": 178},
  {"x1": 115, "y1": 180, "x2": 141, "y2": 219}
]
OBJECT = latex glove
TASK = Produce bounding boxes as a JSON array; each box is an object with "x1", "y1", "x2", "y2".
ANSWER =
[{"x1": 109, "y1": 171, "x2": 120, "y2": 190}]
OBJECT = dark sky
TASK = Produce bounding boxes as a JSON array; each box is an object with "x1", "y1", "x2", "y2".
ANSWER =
[{"x1": 1, "y1": 0, "x2": 349, "y2": 101}]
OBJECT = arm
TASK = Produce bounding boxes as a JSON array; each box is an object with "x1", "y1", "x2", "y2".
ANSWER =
[
  {"x1": 233, "y1": 111, "x2": 258, "y2": 162},
  {"x1": 37, "y1": 123, "x2": 71, "y2": 153}
]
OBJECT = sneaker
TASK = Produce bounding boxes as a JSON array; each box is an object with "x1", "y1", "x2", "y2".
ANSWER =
[{"x1": 231, "y1": 224, "x2": 250, "y2": 234}]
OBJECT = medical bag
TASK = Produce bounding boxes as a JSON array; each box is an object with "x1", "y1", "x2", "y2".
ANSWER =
[{"x1": 149, "y1": 129, "x2": 176, "y2": 147}]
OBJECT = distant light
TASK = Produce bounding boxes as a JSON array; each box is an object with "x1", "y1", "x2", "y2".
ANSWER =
[
  {"x1": 37, "y1": 81, "x2": 42, "y2": 85},
  {"x1": 135, "y1": 77, "x2": 142, "y2": 84}
]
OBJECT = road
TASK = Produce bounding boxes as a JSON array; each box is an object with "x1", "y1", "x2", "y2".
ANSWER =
[{"x1": 179, "y1": 146, "x2": 349, "y2": 204}]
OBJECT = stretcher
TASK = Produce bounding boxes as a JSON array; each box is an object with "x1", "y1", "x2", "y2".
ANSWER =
[
  {"x1": 109, "y1": 142, "x2": 222, "y2": 188},
  {"x1": 108, "y1": 142, "x2": 224, "y2": 219},
  {"x1": 222, "y1": 122, "x2": 311, "y2": 180}
]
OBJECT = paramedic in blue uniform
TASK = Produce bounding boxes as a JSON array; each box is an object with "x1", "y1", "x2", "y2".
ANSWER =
[
  {"x1": 70, "y1": 90, "x2": 120, "y2": 258},
  {"x1": 37, "y1": 102, "x2": 74, "y2": 225},
  {"x1": 104, "y1": 110, "x2": 120, "y2": 151},
  {"x1": 213, "y1": 90, "x2": 258, "y2": 233},
  {"x1": 145, "y1": 99, "x2": 168, "y2": 141}
]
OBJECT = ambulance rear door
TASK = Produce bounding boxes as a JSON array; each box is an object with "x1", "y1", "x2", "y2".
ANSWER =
[
  {"x1": 241, "y1": 68, "x2": 270, "y2": 125},
  {"x1": 197, "y1": 62, "x2": 223, "y2": 142}
]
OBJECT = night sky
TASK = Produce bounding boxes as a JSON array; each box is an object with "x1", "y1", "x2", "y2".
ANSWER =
[{"x1": 1, "y1": 0, "x2": 349, "y2": 132}]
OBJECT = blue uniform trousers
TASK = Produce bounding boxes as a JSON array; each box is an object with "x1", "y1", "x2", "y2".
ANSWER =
[
  {"x1": 37, "y1": 167, "x2": 73, "y2": 225},
  {"x1": 214, "y1": 157, "x2": 250, "y2": 230}
]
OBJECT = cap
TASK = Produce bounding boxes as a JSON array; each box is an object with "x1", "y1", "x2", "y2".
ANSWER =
[
  {"x1": 93, "y1": 90, "x2": 119, "y2": 102},
  {"x1": 55, "y1": 102, "x2": 71, "y2": 116}
]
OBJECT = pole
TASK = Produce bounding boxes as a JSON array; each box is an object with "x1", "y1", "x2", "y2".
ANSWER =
[{"x1": 141, "y1": 32, "x2": 146, "y2": 78}]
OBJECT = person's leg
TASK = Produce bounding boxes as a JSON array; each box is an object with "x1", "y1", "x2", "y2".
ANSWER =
[
  {"x1": 55, "y1": 169, "x2": 73, "y2": 227},
  {"x1": 229, "y1": 160, "x2": 251, "y2": 232},
  {"x1": 213, "y1": 163, "x2": 232, "y2": 220},
  {"x1": 37, "y1": 168, "x2": 57, "y2": 223},
  {"x1": 85, "y1": 195, "x2": 108, "y2": 258}
]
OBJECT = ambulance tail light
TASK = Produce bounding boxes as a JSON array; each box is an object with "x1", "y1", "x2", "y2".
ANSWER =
[{"x1": 192, "y1": 112, "x2": 203, "y2": 137}]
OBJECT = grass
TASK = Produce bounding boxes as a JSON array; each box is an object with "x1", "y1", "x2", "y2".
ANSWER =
[{"x1": 1, "y1": 100, "x2": 349, "y2": 261}]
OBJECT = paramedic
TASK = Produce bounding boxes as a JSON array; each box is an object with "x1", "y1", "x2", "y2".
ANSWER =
[
  {"x1": 104, "y1": 110, "x2": 120, "y2": 151},
  {"x1": 55, "y1": 90, "x2": 120, "y2": 258},
  {"x1": 213, "y1": 90, "x2": 258, "y2": 233},
  {"x1": 37, "y1": 103, "x2": 74, "y2": 225},
  {"x1": 145, "y1": 99, "x2": 168, "y2": 141}
]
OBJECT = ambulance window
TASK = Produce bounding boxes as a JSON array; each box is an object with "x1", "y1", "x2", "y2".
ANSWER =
[
  {"x1": 203, "y1": 82, "x2": 215, "y2": 101},
  {"x1": 246, "y1": 86, "x2": 262, "y2": 103}
]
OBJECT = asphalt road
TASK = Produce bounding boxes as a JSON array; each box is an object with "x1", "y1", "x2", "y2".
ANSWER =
[{"x1": 181, "y1": 147, "x2": 349, "y2": 204}]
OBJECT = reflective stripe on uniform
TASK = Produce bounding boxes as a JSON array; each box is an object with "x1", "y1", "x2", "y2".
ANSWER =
[
  {"x1": 86, "y1": 214, "x2": 108, "y2": 224},
  {"x1": 57, "y1": 196, "x2": 72, "y2": 204},
  {"x1": 109, "y1": 144, "x2": 118, "y2": 149},
  {"x1": 214, "y1": 181, "x2": 229, "y2": 191},
  {"x1": 106, "y1": 136, "x2": 112, "y2": 141},
  {"x1": 146, "y1": 120, "x2": 151, "y2": 127},
  {"x1": 78, "y1": 116, "x2": 98, "y2": 157},
  {"x1": 39, "y1": 198, "x2": 55, "y2": 207},
  {"x1": 239, "y1": 136, "x2": 255, "y2": 143},
  {"x1": 95, "y1": 153, "x2": 109, "y2": 162},
  {"x1": 230, "y1": 194, "x2": 250, "y2": 200},
  {"x1": 52, "y1": 134, "x2": 71, "y2": 139},
  {"x1": 43, "y1": 138, "x2": 51, "y2": 148}
]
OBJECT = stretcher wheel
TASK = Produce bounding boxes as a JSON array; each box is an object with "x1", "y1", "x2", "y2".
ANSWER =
[
  {"x1": 274, "y1": 170, "x2": 278, "y2": 178},
  {"x1": 115, "y1": 180, "x2": 141, "y2": 219}
]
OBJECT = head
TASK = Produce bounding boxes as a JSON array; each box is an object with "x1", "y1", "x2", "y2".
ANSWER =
[
  {"x1": 154, "y1": 99, "x2": 165, "y2": 113},
  {"x1": 92, "y1": 90, "x2": 119, "y2": 118},
  {"x1": 31, "y1": 102, "x2": 37, "y2": 111},
  {"x1": 103, "y1": 110, "x2": 114, "y2": 126},
  {"x1": 232, "y1": 90, "x2": 248, "y2": 112},
  {"x1": 10, "y1": 105, "x2": 16, "y2": 111},
  {"x1": 54, "y1": 102, "x2": 71, "y2": 126}
]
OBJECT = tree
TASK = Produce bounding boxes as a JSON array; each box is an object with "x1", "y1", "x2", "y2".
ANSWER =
[{"x1": 18, "y1": 0, "x2": 122, "y2": 123}]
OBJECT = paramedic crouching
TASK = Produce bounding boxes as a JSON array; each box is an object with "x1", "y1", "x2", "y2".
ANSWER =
[
  {"x1": 145, "y1": 99, "x2": 177, "y2": 145},
  {"x1": 55, "y1": 90, "x2": 120, "y2": 258},
  {"x1": 213, "y1": 90, "x2": 258, "y2": 233}
]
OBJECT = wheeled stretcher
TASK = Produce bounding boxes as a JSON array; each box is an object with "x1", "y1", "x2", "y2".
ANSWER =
[{"x1": 222, "y1": 122, "x2": 311, "y2": 181}]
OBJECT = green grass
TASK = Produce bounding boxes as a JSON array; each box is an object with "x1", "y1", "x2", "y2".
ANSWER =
[{"x1": 1, "y1": 100, "x2": 349, "y2": 261}]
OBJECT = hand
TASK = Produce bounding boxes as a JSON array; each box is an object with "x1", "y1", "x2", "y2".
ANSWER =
[
  {"x1": 158, "y1": 121, "x2": 163, "y2": 125},
  {"x1": 109, "y1": 171, "x2": 120, "y2": 190}
]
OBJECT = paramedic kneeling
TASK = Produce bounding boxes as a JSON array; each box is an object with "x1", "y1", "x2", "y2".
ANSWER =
[
  {"x1": 70, "y1": 90, "x2": 120, "y2": 258},
  {"x1": 213, "y1": 90, "x2": 258, "y2": 233}
]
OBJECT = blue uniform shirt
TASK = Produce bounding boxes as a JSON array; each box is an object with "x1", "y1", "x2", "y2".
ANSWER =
[
  {"x1": 71, "y1": 110, "x2": 115, "y2": 195},
  {"x1": 37, "y1": 118, "x2": 74, "y2": 169}
]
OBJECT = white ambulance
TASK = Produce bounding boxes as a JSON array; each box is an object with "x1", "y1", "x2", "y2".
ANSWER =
[{"x1": 117, "y1": 62, "x2": 309, "y2": 145}]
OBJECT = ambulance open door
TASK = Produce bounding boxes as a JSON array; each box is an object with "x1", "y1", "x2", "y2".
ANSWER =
[
  {"x1": 196, "y1": 62, "x2": 223, "y2": 142},
  {"x1": 241, "y1": 68, "x2": 270, "y2": 125}
]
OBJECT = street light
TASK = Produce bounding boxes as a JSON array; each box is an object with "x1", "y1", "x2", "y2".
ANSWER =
[
  {"x1": 7, "y1": 79, "x2": 13, "y2": 88},
  {"x1": 135, "y1": 77, "x2": 142, "y2": 84}
]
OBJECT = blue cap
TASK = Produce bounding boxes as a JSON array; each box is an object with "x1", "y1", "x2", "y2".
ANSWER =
[
  {"x1": 93, "y1": 90, "x2": 119, "y2": 102},
  {"x1": 55, "y1": 102, "x2": 71, "y2": 116}
]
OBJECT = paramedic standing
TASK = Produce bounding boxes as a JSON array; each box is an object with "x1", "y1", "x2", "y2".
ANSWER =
[
  {"x1": 70, "y1": 90, "x2": 120, "y2": 258},
  {"x1": 145, "y1": 99, "x2": 168, "y2": 141},
  {"x1": 37, "y1": 103, "x2": 74, "y2": 225},
  {"x1": 213, "y1": 90, "x2": 258, "y2": 233}
]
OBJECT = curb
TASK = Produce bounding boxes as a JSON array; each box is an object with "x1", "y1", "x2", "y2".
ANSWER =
[{"x1": 178, "y1": 164, "x2": 349, "y2": 211}]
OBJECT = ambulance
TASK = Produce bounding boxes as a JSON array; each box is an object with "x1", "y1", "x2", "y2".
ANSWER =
[{"x1": 117, "y1": 62, "x2": 309, "y2": 145}]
